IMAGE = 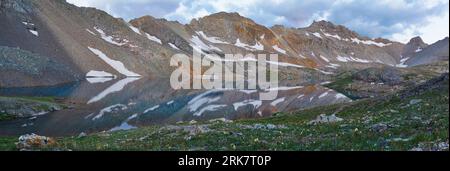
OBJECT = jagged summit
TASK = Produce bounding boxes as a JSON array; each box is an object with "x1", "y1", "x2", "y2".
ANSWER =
[
  {"x1": 1, "y1": 0, "x2": 449, "y2": 88},
  {"x1": 193, "y1": 12, "x2": 255, "y2": 23},
  {"x1": 407, "y1": 36, "x2": 428, "y2": 48},
  {"x1": 402, "y1": 36, "x2": 429, "y2": 58}
]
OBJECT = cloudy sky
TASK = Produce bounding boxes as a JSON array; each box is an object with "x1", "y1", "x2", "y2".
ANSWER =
[{"x1": 67, "y1": 0, "x2": 449, "y2": 44}]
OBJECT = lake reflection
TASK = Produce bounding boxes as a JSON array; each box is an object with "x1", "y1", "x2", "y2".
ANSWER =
[{"x1": 0, "y1": 77, "x2": 350, "y2": 136}]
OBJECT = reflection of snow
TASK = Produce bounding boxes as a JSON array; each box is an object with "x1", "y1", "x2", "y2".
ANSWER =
[
  {"x1": 86, "y1": 77, "x2": 114, "y2": 84},
  {"x1": 87, "y1": 77, "x2": 140, "y2": 104},
  {"x1": 92, "y1": 104, "x2": 128, "y2": 120},
  {"x1": 167, "y1": 100, "x2": 174, "y2": 105},
  {"x1": 271, "y1": 97, "x2": 285, "y2": 106},
  {"x1": 335, "y1": 93, "x2": 347, "y2": 99},
  {"x1": 109, "y1": 113, "x2": 138, "y2": 132},
  {"x1": 86, "y1": 70, "x2": 115, "y2": 77},
  {"x1": 187, "y1": 90, "x2": 222, "y2": 112},
  {"x1": 318, "y1": 91, "x2": 330, "y2": 98},
  {"x1": 233, "y1": 100, "x2": 262, "y2": 110},
  {"x1": 88, "y1": 47, "x2": 141, "y2": 77},
  {"x1": 265, "y1": 86, "x2": 304, "y2": 91},
  {"x1": 193, "y1": 105, "x2": 227, "y2": 116},
  {"x1": 143, "y1": 105, "x2": 159, "y2": 114}
]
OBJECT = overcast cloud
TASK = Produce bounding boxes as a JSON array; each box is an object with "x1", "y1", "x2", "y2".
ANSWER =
[{"x1": 67, "y1": 0, "x2": 449, "y2": 44}]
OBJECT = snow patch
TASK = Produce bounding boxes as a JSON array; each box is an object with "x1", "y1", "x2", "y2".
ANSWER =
[
  {"x1": 351, "y1": 38, "x2": 391, "y2": 47},
  {"x1": 86, "y1": 29, "x2": 96, "y2": 35},
  {"x1": 197, "y1": 31, "x2": 229, "y2": 44},
  {"x1": 272, "y1": 45, "x2": 287, "y2": 54},
  {"x1": 335, "y1": 93, "x2": 347, "y2": 99},
  {"x1": 323, "y1": 32, "x2": 341, "y2": 40},
  {"x1": 29, "y1": 30, "x2": 38, "y2": 36},
  {"x1": 191, "y1": 35, "x2": 222, "y2": 52},
  {"x1": 94, "y1": 27, "x2": 126, "y2": 46},
  {"x1": 336, "y1": 55, "x2": 371, "y2": 63},
  {"x1": 396, "y1": 57, "x2": 410, "y2": 68},
  {"x1": 168, "y1": 43, "x2": 180, "y2": 50},
  {"x1": 145, "y1": 33, "x2": 162, "y2": 44},
  {"x1": 320, "y1": 55, "x2": 330, "y2": 62},
  {"x1": 235, "y1": 39, "x2": 264, "y2": 51},
  {"x1": 312, "y1": 32, "x2": 322, "y2": 38},
  {"x1": 318, "y1": 91, "x2": 329, "y2": 98},
  {"x1": 128, "y1": 25, "x2": 141, "y2": 35},
  {"x1": 88, "y1": 47, "x2": 141, "y2": 77}
]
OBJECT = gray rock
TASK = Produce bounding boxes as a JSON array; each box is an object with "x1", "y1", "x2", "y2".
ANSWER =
[
  {"x1": 16, "y1": 133, "x2": 55, "y2": 150},
  {"x1": 370, "y1": 123, "x2": 389, "y2": 133},
  {"x1": 409, "y1": 99, "x2": 423, "y2": 105},
  {"x1": 77, "y1": 132, "x2": 87, "y2": 138},
  {"x1": 309, "y1": 114, "x2": 343, "y2": 125}
]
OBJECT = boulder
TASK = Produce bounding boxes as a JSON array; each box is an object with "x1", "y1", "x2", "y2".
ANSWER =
[{"x1": 16, "y1": 133, "x2": 56, "y2": 150}]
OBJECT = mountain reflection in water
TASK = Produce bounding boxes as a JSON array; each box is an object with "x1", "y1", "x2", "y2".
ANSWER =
[{"x1": 0, "y1": 78, "x2": 350, "y2": 136}]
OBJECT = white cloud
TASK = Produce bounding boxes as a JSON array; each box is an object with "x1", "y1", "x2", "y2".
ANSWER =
[{"x1": 66, "y1": 0, "x2": 450, "y2": 44}]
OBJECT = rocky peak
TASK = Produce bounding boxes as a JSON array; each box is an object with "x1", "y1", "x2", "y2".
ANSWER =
[
  {"x1": 193, "y1": 12, "x2": 255, "y2": 24},
  {"x1": 402, "y1": 36, "x2": 428, "y2": 57},
  {"x1": 310, "y1": 20, "x2": 336, "y2": 29},
  {"x1": 407, "y1": 36, "x2": 427, "y2": 47},
  {"x1": 188, "y1": 12, "x2": 273, "y2": 45},
  {"x1": 306, "y1": 20, "x2": 359, "y2": 39}
]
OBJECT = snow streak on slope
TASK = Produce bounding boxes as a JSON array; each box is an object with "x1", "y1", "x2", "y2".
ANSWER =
[
  {"x1": 88, "y1": 47, "x2": 141, "y2": 77},
  {"x1": 94, "y1": 27, "x2": 126, "y2": 46},
  {"x1": 272, "y1": 45, "x2": 287, "y2": 54},
  {"x1": 145, "y1": 33, "x2": 162, "y2": 44}
]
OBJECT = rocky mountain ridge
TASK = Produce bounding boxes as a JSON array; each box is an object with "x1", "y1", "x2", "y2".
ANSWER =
[{"x1": 0, "y1": 0, "x2": 448, "y2": 87}]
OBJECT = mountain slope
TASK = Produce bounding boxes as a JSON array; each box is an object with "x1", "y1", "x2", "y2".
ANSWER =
[
  {"x1": 405, "y1": 37, "x2": 449, "y2": 67},
  {"x1": 1, "y1": 0, "x2": 448, "y2": 88}
]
